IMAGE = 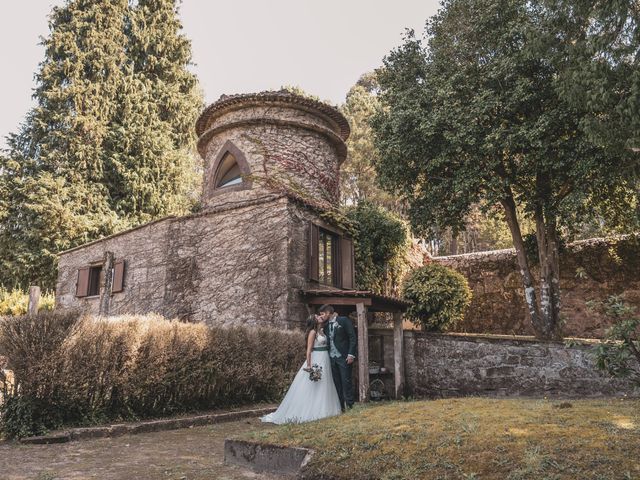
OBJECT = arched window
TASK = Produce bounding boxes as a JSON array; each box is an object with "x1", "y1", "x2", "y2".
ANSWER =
[
  {"x1": 215, "y1": 152, "x2": 243, "y2": 187},
  {"x1": 208, "y1": 140, "x2": 252, "y2": 196}
]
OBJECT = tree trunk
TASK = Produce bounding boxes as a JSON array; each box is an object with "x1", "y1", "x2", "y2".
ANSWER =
[
  {"x1": 500, "y1": 194, "x2": 544, "y2": 337},
  {"x1": 450, "y1": 234, "x2": 458, "y2": 255},
  {"x1": 535, "y1": 208, "x2": 562, "y2": 339}
]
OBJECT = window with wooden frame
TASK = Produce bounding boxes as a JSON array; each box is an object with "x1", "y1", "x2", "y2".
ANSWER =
[
  {"x1": 77, "y1": 265, "x2": 101, "y2": 297},
  {"x1": 318, "y1": 229, "x2": 335, "y2": 286},
  {"x1": 76, "y1": 259, "x2": 126, "y2": 297},
  {"x1": 308, "y1": 223, "x2": 354, "y2": 289}
]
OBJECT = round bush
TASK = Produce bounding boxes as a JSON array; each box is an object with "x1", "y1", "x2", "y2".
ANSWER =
[{"x1": 401, "y1": 263, "x2": 472, "y2": 331}]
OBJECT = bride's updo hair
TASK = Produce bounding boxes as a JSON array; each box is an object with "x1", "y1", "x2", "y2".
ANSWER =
[{"x1": 304, "y1": 314, "x2": 318, "y2": 344}]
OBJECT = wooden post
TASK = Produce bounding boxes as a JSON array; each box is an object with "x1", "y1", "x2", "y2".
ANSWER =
[
  {"x1": 28, "y1": 286, "x2": 41, "y2": 316},
  {"x1": 356, "y1": 302, "x2": 369, "y2": 402},
  {"x1": 99, "y1": 251, "x2": 115, "y2": 316},
  {"x1": 393, "y1": 312, "x2": 405, "y2": 399}
]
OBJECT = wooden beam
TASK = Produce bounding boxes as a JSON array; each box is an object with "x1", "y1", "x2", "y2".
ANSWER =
[
  {"x1": 393, "y1": 312, "x2": 405, "y2": 399},
  {"x1": 28, "y1": 286, "x2": 41, "y2": 317},
  {"x1": 99, "y1": 251, "x2": 114, "y2": 316},
  {"x1": 356, "y1": 302, "x2": 369, "y2": 403},
  {"x1": 305, "y1": 296, "x2": 372, "y2": 306},
  {"x1": 368, "y1": 303, "x2": 407, "y2": 313}
]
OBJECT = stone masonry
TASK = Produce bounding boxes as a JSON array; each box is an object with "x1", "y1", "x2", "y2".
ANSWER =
[
  {"x1": 404, "y1": 332, "x2": 639, "y2": 398},
  {"x1": 196, "y1": 92, "x2": 349, "y2": 210},
  {"x1": 369, "y1": 328, "x2": 639, "y2": 398},
  {"x1": 433, "y1": 235, "x2": 640, "y2": 338}
]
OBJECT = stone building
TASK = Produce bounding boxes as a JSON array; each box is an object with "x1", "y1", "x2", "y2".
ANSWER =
[{"x1": 55, "y1": 91, "x2": 357, "y2": 329}]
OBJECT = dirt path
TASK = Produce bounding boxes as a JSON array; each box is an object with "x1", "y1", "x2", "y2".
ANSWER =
[{"x1": 1, "y1": 417, "x2": 283, "y2": 480}]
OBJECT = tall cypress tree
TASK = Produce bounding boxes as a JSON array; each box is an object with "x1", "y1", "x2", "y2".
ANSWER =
[
  {"x1": 104, "y1": 0, "x2": 202, "y2": 222},
  {"x1": 0, "y1": 0, "x2": 203, "y2": 290},
  {"x1": 0, "y1": 0, "x2": 129, "y2": 289}
]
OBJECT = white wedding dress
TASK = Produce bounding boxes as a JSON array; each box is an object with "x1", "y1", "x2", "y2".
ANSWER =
[{"x1": 261, "y1": 331, "x2": 342, "y2": 424}]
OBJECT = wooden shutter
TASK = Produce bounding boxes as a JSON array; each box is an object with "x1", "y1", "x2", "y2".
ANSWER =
[
  {"x1": 112, "y1": 259, "x2": 125, "y2": 293},
  {"x1": 340, "y1": 237, "x2": 355, "y2": 290},
  {"x1": 308, "y1": 222, "x2": 319, "y2": 282},
  {"x1": 76, "y1": 267, "x2": 90, "y2": 297}
]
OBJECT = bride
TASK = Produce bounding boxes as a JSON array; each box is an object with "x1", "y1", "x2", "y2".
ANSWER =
[{"x1": 261, "y1": 314, "x2": 342, "y2": 424}]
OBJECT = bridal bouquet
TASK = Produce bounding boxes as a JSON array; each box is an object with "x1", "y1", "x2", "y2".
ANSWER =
[{"x1": 307, "y1": 364, "x2": 323, "y2": 382}]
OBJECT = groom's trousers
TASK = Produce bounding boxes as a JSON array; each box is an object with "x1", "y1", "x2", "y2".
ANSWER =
[{"x1": 330, "y1": 355, "x2": 354, "y2": 410}]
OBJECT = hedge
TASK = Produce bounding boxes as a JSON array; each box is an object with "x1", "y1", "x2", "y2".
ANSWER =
[{"x1": 0, "y1": 310, "x2": 303, "y2": 438}]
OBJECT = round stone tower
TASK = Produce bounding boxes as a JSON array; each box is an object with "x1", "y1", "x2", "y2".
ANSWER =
[{"x1": 195, "y1": 91, "x2": 350, "y2": 209}]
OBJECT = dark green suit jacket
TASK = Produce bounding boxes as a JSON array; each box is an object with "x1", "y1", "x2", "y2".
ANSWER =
[{"x1": 324, "y1": 315, "x2": 357, "y2": 359}]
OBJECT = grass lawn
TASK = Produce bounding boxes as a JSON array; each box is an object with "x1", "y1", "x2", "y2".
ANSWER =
[{"x1": 242, "y1": 397, "x2": 640, "y2": 480}]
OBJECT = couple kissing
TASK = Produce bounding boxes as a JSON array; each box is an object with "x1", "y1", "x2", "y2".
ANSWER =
[{"x1": 261, "y1": 304, "x2": 357, "y2": 424}]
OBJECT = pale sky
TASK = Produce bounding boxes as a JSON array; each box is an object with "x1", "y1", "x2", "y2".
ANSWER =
[{"x1": 0, "y1": 0, "x2": 439, "y2": 149}]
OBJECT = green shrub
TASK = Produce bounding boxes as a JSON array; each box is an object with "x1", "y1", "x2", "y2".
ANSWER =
[
  {"x1": 401, "y1": 263, "x2": 472, "y2": 331},
  {"x1": 0, "y1": 287, "x2": 55, "y2": 316},
  {"x1": 0, "y1": 395, "x2": 66, "y2": 439},
  {"x1": 0, "y1": 311, "x2": 303, "y2": 438},
  {"x1": 594, "y1": 295, "x2": 640, "y2": 385}
]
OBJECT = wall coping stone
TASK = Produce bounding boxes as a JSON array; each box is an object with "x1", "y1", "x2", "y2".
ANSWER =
[
  {"x1": 195, "y1": 90, "x2": 350, "y2": 141},
  {"x1": 432, "y1": 233, "x2": 639, "y2": 262},
  {"x1": 370, "y1": 327, "x2": 604, "y2": 346},
  {"x1": 18, "y1": 405, "x2": 276, "y2": 445},
  {"x1": 408, "y1": 331, "x2": 603, "y2": 346}
]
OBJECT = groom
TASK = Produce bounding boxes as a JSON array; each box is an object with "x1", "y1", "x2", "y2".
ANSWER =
[{"x1": 318, "y1": 304, "x2": 357, "y2": 411}]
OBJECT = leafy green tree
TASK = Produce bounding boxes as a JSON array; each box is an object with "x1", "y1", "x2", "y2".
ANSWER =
[
  {"x1": 540, "y1": 0, "x2": 640, "y2": 235},
  {"x1": 0, "y1": 0, "x2": 129, "y2": 289},
  {"x1": 0, "y1": 0, "x2": 202, "y2": 290},
  {"x1": 551, "y1": 0, "x2": 640, "y2": 155},
  {"x1": 340, "y1": 73, "x2": 404, "y2": 213},
  {"x1": 371, "y1": 0, "x2": 638, "y2": 339}
]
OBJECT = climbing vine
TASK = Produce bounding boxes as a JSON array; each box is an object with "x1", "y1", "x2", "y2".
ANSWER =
[
  {"x1": 240, "y1": 133, "x2": 355, "y2": 234},
  {"x1": 345, "y1": 202, "x2": 411, "y2": 295}
]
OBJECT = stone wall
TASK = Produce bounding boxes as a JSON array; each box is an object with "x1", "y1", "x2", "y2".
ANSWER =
[
  {"x1": 432, "y1": 235, "x2": 640, "y2": 338},
  {"x1": 56, "y1": 194, "x2": 346, "y2": 329},
  {"x1": 56, "y1": 196, "x2": 309, "y2": 328},
  {"x1": 162, "y1": 196, "x2": 291, "y2": 327},
  {"x1": 404, "y1": 332, "x2": 639, "y2": 398},
  {"x1": 369, "y1": 329, "x2": 639, "y2": 398},
  {"x1": 56, "y1": 217, "x2": 172, "y2": 316}
]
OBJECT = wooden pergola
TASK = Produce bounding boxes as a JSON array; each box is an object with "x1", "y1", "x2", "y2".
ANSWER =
[{"x1": 301, "y1": 289, "x2": 411, "y2": 402}]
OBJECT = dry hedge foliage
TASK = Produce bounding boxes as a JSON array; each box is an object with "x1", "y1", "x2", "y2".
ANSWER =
[{"x1": 0, "y1": 310, "x2": 303, "y2": 438}]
